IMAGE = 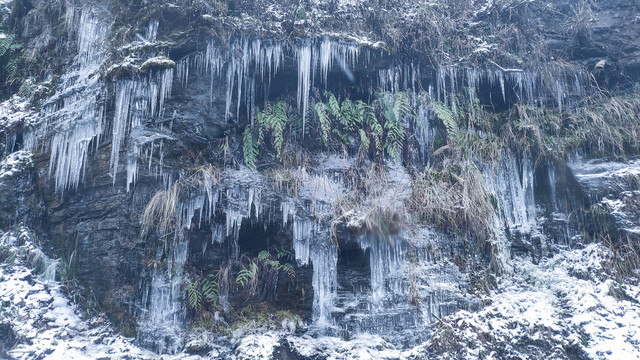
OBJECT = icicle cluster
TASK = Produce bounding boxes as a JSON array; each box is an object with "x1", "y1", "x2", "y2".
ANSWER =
[
  {"x1": 29, "y1": 8, "x2": 109, "y2": 193},
  {"x1": 177, "y1": 37, "x2": 365, "y2": 126},
  {"x1": 111, "y1": 69, "x2": 174, "y2": 191},
  {"x1": 485, "y1": 151, "x2": 537, "y2": 236}
]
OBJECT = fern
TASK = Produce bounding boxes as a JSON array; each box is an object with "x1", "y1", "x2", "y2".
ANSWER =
[
  {"x1": 280, "y1": 263, "x2": 296, "y2": 279},
  {"x1": 265, "y1": 259, "x2": 281, "y2": 268},
  {"x1": 325, "y1": 90, "x2": 341, "y2": 119},
  {"x1": 201, "y1": 274, "x2": 218, "y2": 305},
  {"x1": 384, "y1": 118, "x2": 404, "y2": 162},
  {"x1": 256, "y1": 102, "x2": 289, "y2": 159},
  {"x1": 315, "y1": 102, "x2": 331, "y2": 145},
  {"x1": 276, "y1": 249, "x2": 294, "y2": 261},
  {"x1": 359, "y1": 129, "x2": 370, "y2": 154},
  {"x1": 270, "y1": 102, "x2": 288, "y2": 158},
  {"x1": 258, "y1": 250, "x2": 271, "y2": 261},
  {"x1": 187, "y1": 281, "x2": 203, "y2": 310},
  {"x1": 0, "y1": 35, "x2": 22, "y2": 86},
  {"x1": 432, "y1": 102, "x2": 460, "y2": 144},
  {"x1": 340, "y1": 99, "x2": 355, "y2": 131},
  {"x1": 392, "y1": 92, "x2": 412, "y2": 123},
  {"x1": 243, "y1": 127, "x2": 259, "y2": 170},
  {"x1": 380, "y1": 94, "x2": 405, "y2": 162},
  {"x1": 236, "y1": 263, "x2": 257, "y2": 287}
]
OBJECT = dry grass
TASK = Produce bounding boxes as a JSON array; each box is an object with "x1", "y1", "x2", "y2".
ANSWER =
[
  {"x1": 140, "y1": 164, "x2": 220, "y2": 238},
  {"x1": 141, "y1": 182, "x2": 180, "y2": 238},
  {"x1": 409, "y1": 159, "x2": 494, "y2": 241}
]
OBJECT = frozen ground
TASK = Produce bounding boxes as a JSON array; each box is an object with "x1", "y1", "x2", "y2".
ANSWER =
[{"x1": 2, "y1": 226, "x2": 639, "y2": 359}]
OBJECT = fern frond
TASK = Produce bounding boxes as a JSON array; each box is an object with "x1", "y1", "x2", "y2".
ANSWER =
[
  {"x1": 432, "y1": 102, "x2": 460, "y2": 144},
  {"x1": 359, "y1": 128, "x2": 370, "y2": 153},
  {"x1": 243, "y1": 127, "x2": 259, "y2": 170},
  {"x1": 271, "y1": 102, "x2": 288, "y2": 158},
  {"x1": 315, "y1": 102, "x2": 331, "y2": 145},
  {"x1": 258, "y1": 250, "x2": 271, "y2": 261},
  {"x1": 276, "y1": 249, "x2": 294, "y2": 260},
  {"x1": 187, "y1": 281, "x2": 203, "y2": 310},
  {"x1": 384, "y1": 116, "x2": 405, "y2": 162},
  {"x1": 201, "y1": 276, "x2": 218, "y2": 304},
  {"x1": 325, "y1": 90, "x2": 341, "y2": 119},
  {"x1": 280, "y1": 263, "x2": 296, "y2": 279},
  {"x1": 236, "y1": 268, "x2": 253, "y2": 287},
  {"x1": 393, "y1": 92, "x2": 412, "y2": 123}
]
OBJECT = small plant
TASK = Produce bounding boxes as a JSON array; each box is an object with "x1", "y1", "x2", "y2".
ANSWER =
[
  {"x1": 187, "y1": 274, "x2": 219, "y2": 311},
  {"x1": 236, "y1": 262, "x2": 258, "y2": 288},
  {"x1": 0, "y1": 34, "x2": 21, "y2": 88}
]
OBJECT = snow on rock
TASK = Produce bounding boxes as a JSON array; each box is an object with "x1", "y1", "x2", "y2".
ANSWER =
[
  {"x1": 235, "y1": 332, "x2": 280, "y2": 360},
  {"x1": 0, "y1": 150, "x2": 32, "y2": 180},
  {"x1": 423, "y1": 244, "x2": 640, "y2": 359},
  {"x1": 0, "y1": 96, "x2": 38, "y2": 131},
  {"x1": 0, "y1": 230, "x2": 223, "y2": 360},
  {"x1": 570, "y1": 158, "x2": 640, "y2": 235}
]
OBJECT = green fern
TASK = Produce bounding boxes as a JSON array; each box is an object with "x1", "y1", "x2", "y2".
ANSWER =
[
  {"x1": 201, "y1": 274, "x2": 218, "y2": 305},
  {"x1": 236, "y1": 263, "x2": 256, "y2": 287},
  {"x1": 258, "y1": 250, "x2": 271, "y2": 261},
  {"x1": 256, "y1": 102, "x2": 289, "y2": 159},
  {"x1": 276, "y1": 249, "x2": 294, "y2": 261},
  {"x1": 340, "y1": 99, "x2": 355, "y2": 131},
  {"x1": 384, "y1": 119, "x2": 404, "y2": 162},
  {"x1": 325, "y1": 90, "x2": 341, "y2": 119},
  {"x1": 315, "y1": 102, "x2": 331, "y2": 145},
  {"x1": 380, "y1": 94, "x2": 405, "y2": 162},
  {"x1": 432, "y1": 102, "x2": 460, "y2": 144},
  {"x1": 280, "y1": 263, "x2": 296, "y2": 279},
  {"x1": 359, "y1": 129, "x2": 370, "y2": 154},
  {"x1": 187, "y1": 281, "x2": 203, "y2": 310},
  {"x1": 392, "y1": 92, "x2": 412, "y2": 123},
  {"x1": 0, "y1": 35, "x2": 22, "y2": 86},
  {"x1": 243, "y1": 127, "x2": 259, "y2": 170}
]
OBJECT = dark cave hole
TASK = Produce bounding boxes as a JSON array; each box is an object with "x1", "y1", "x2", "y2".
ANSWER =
[{"x1": 337, "y1": 239, "x2": 371, "y2": 295}]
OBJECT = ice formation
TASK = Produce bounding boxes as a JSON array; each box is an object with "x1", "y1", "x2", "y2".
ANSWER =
[{"x1": 29, "y1": 8, "x2": 109, "y2": 193}]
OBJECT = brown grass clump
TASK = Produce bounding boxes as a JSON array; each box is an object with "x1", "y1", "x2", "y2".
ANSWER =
[
  {"x1": 140, "y1": 164, "x2": 220, "y2": 238},
  {"x1": 409, "y1": 159, "x2": 495, "y2": 241}
]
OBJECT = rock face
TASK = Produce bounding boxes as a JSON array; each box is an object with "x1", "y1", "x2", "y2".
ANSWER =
[{"x1": 1, "y1": 0, "x2": 640, "y2": 358}]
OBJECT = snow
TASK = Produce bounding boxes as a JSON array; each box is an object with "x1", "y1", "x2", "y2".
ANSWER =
[
  {"x1": 3, "y1": 227, "x2": 638, "y2": 359},
  {"x1": 0, "y1": 150, "x2": 32, "y2": 180},
  {"x1": 0, "y1": 96, "x2": 38, "y2": 130},
  {"x1": 431, "y1": 244, "x2": 640, "y2": 359},
  {"x1": 0, "y1": 231, "x2": 164, "y2": 360}
]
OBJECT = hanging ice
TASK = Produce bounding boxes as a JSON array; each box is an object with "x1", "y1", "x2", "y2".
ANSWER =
[
  {"x1": 36, "y1": 8, "x2": 108, "y2": 193},
  {"x1": 297, "y1": 41, "x2": 313, "y2": 135}
]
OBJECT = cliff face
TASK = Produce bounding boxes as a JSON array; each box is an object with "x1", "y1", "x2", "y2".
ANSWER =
[{"x1": 1, "y1": 0, "x2": 640, "y2": 359}]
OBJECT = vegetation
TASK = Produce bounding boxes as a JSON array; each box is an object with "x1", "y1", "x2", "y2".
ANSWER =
[
  {"x1": 0, "y1": 34, "x2": 21, "y2": 97},
  {"x1": 186, "y1": 248, "x2": 297, "y2": 319},
  {"x1": 243, "y1": 91, "x2": 415, "y2": 170},
  {"x1": 187, "y1": 274, "x2": 219, "y2": 311},
  {"x1": 141, "y1": 164, "x2": 220, "y2": 238}
]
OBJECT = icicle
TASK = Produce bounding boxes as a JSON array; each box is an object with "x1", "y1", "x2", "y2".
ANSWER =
[
  {"x1": 110, "y1": 68, "x2": 174, "y2": 189},
  {"x1": 357, "y1": 233, "x2": 405, "y2": 302},
  {"x1": 146, "y1": 19, "x2": 159, "y2": 43},
  {"x1": 310, "y1": 240, "x2": 338, "y2": 326},
  {"x1": 43, "y1": 8, "x2": 108, "y2": 193},
  {"x1": 138, "y1": 233, "x2": 189, "y2": 355},
  {"x1": 297, "y1": 41, "x2": 313, "y2": 136},
  {"x1": 319, "y1": 37, "x2": 332, "y2": 86},
  {"x1": 484, "y1": 152, "x2": 537, "y2": 236},
  {"x1": 292, "y1": 217, "x2": 313, "y2": 266}
]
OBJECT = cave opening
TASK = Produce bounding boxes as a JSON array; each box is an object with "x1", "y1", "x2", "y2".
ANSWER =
[{"x1": 336, "y1": 238, "x2": 372, "y2": 297}]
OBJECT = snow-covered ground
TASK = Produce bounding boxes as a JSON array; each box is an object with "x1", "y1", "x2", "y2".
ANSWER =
[
  {"x1": 426, "y1": 244, "x2": 640, "y2": 360},
  {"x1": 3, "y1": 225, "x2": 639, "y2": 359}
]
